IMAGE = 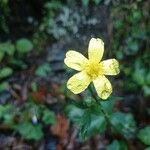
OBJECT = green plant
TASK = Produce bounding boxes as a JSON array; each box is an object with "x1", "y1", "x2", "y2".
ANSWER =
[
  {"x1": 0, "y1": 100, "x2": 55, "y2": 140},
  {"x1": 0, "y1": 38, "x2": 33, "y2": 92},
  {"x1": 111, "y1": 1, "x2": 150, "y2": 96}
]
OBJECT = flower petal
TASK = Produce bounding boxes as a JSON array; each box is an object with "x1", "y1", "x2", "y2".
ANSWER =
[
  {"x1": 67, "y1": 71, "x2": 91, "y2": 94},
  {"x1": 100, "y1": 59, "x2": 120, "y2": 75},
  {"x1": 64, "y1": 50, "x2": 88, "y2": 71},
  {"x1": 93, "y1": 75, "x2": 112, "y2": 100},
  {"x1": 88, "y1": 38, "x2": 104, "y2": 62}
]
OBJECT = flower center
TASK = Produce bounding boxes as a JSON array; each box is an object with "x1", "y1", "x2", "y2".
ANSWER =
[{"x1": 85, "y1": 61, "x2": 102, "y2": 79}]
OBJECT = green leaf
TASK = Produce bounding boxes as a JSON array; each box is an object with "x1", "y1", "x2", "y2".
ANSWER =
[
  {"x1": 0, "y1": 42, "x2": 15, "y2": 56},
  {"x1": 0, "y1": 104, "x2": 13, "y2": 118},
  {"x1": 125, "y1": 38, "x2": 139, "y2": 55},
  {"x1": 110, "y1": 112, "x2": 136, "y2": 139},
  {"x1": 80, "y1": 112, "x2": 106, "y2": 140},
  {"x1": 101, "y1": 97, "x2": 117, "y2": 114},
  {"x1": 132, "y1": 10, "x2": 142, "y2": 21},
  {"x1": 35, "y1": 63, "x2": 51, "y2": 77},
  {"x1": 3, "y1": 113, "x2": 15, "y2": 126},
  {"x1": 15, "y1": 122, "x2": 43, "y2": 140},
  {"x1": 133, "y1": 66, "x2": 146, "y2": 86},
  {"x1": 65, "y1": 104, "x2": 85, "y2": 124},
  {"x1": 137, "y1": 126, "x2": 150, "y2": 145},
  {"x1": 16, "y1": 38, "x2": 33, "y2": 53},
  {"x1": 81, "y1": 0, "x2": 89, "y2": 7},
  {"x1": 145, "y1": 147, "x2": 150, "y2": 150},
  {"x1": 31, "y1": 81, "x2": 38, "y2": 92},
  {"x1": 94, "y1": 0, "x2": 102, "y2": 5},
  {"x1": 66, "y1": 101, "x2": 106, "y2": 140},
  {"x1": 9, "y1": 58, "x2": 27, "y2": 69},
  {"x1": 42, "y1": 109, "x2": 56, "y2": 125},
  {"x1": 0, "y1": 104, "x2": 15, "y2": 127},
  {"x1": 143, "y1": 85, "x2": 150, "y2": 97},
  {"x1": 0, "y1": 82, "x2": 9, "y2": 92},
  {"x1": 0, "y1": 67, "x2": 13, "y2": 78},
  {"x1": 107, "y1": 140, "x2": 127, "y2": 150}
]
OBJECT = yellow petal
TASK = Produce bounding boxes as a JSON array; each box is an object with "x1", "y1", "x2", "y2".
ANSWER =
[
  {"x1": 88, "y1": 38, "x2": 104, "y2": 63},
  {"x1": 100, "y1": 59, "x2": 120, "y2": 75},
  {"x1": 67, "y1": 71, "x2": 91, "y2": 94},
  {"x1": 64, "y1": 50, "x2": 88, "y2": 71},
  {"x1": 93, "y1": 75, "x2": 112, "y2": 100}
]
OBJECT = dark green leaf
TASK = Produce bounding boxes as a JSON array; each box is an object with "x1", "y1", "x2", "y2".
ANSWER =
[
  {"x1": 0, "y1": 67, "x2": 13, "y2": 78},
  {"x1": 0, "y1": 42, "x2": 15, "y2": 56},
  {"x1": 137, "y1": 126, "x2": 150, "y2": 146},
  {"x1": 94, "y1": 0, "x2": 102, "y2": 5},
  {"x1": 143, "y1": 85, "x2": 150, "y2": 97},
  {"x1": 65, "y1": 104, "x2": 85, "y2": 123},
  {"x1": 0, "y1": 104, "x2": 13, "y2": 118},
  {"x1": 16, "y1": 38, "x2": 33, "y2": 53},
  {"x1": 107, "y1": 140, "x2": 127, "y2": 150},
  {"x1": 0, "y1": 82, "x2": 9, "y2": 92},
  {"x1": 35, "y1": 63, "x2": 51, "y2": 77},
  {"x1": 15, "y1": 123, "x2": 43, "y2": 140},
  {"x1": 110, "y1": 112, "x2": 136, "y2": 139},
  {"x1": 42, "y1": 109, "x2": 56, "y2": 125},
  {"x1": 80, "y1": 112, "x2": 106, "y2": 140},
  {"x1": 81, "y1": 0, "x2": 89, "y2": 7},
  {"x1": 66, "y1": 101, "x2": 106, "y2": 140}
]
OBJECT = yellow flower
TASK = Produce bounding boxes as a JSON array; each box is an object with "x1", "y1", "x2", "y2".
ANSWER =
[{"x1": 64, "y1": 38, "x2": 120, "y2": 100}]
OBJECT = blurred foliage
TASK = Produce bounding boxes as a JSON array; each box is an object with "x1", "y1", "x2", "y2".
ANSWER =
[
  {"x1": 0, "y1": 0, "x2": 9, "y2": 33},
  {"x1": 107, "y1": 140, "x2": 127, "y2": 150},
  {"x1": 65, "y1": 96, "x2": 137, "y2": 140},
  {"x1": 137, "y1": 126, "x2": 150, "y2": 146},
  {"x1": 0, "y1": 100, "x2": 55, "y2": 140},
  {"x1": 111, "y1": 0, "x2": 150, "y2": 96},
  {"x1": 0, "y1": 38, "x2": 33, "y2": 92},
  {"x1": 35, "y1": 63, "x2": 51, "y2": 77}
]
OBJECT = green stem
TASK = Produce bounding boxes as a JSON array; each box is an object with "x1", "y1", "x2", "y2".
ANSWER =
[
  {"x1": 88, "y1": 85, "x2": 111, "y2": 127},
  {"x1": 88, "y1": 85, "x2": 128, "y2": 142}
]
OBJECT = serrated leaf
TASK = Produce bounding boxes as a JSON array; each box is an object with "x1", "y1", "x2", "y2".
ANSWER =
[
  {"x1": 137, "y1": 126, "x2": 150, "y2": 146},
  {"x1": 80, "y1": 113, "x2": 106, "y2": 140},
  {"x1": 110, "y1": 112, "x2": 136, "y2": 139},
  {"x1": 66, "y1": 101, "x2": 106, "y2": 140},
  {"x1": 0, "y1": 67, "x2": 13, "y2": 78},
  {"x1": 16, "y1": 38, "x2": 33, "y2": 53}
]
